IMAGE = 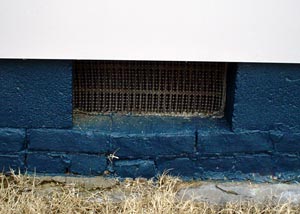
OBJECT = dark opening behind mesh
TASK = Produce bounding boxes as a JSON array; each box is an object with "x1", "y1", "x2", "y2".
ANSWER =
[{"x1": 73, "y1": 61, "x2": 227, "y2": 117}]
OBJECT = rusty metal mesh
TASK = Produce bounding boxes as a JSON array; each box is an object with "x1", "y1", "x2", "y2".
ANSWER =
[{"x1": 73, "y1": 61, "x2": 227, "y2": 116}]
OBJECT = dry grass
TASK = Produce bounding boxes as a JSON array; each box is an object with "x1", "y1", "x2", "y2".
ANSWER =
[{"x1": 0, "y1": 171, "x2": 300, "y2": 214}]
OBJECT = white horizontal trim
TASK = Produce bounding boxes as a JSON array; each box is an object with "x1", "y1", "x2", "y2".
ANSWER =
[{"x1": 0, "y1": 0, "x2": 300, "y2": 63}]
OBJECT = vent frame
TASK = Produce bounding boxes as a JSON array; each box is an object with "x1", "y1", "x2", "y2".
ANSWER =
[{"x1": 73, "y1": 60, "x2": 227, "y2": 117}]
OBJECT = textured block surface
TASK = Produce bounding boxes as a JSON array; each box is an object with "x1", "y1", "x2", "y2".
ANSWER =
[
  {"x1": 0, "y1": 154, "x2": 25, "y2": 172},
  {"x1": 27, "y1": 152, "x2": 108, "y2": 175},
  {"x1": 198, "y1": 156, "x2": 236, "y2": 172},
  {"x1": 27, "y1": 153, "x2": 70, "y2": 173},
  {"x1": 28, "y1": 129, "x2": 110, "y2": 154},
  {"x1": 114, "y1": 160, "x2": 156, "y2": 178},
  {"x1": 233, "y1": 63, "x2": 300, "y2": 131},
  {"x1": 273, "y1": 132, "x2": 300, "y2": 153},
  {"x1": 274, "y1": 155, "x2": 300, "y2": 172},
  {"x1": 234, "y1": 155, "x2": 273, "y2": 175},
  {"x1": 110, "y1": 133, "x2": 195, "y2": 158},
  {"x1": 198, "y1": 131, "x2": 273, "y2": 154},
  {"x1": 0, "y1": 60, "x2": 72, "y2": 128},
  {"x1": 0, "y1": 128, "x2": 25, "y2": 152},
  {"x1": 156, "y1": 157, "x2": 201, "y2": 177},
  {"x1": 70, "y1": 154, "x2": 107, "y2": 175},
  {"x1": 74, "y1": 114, "x2": 229, "y2": 134}
]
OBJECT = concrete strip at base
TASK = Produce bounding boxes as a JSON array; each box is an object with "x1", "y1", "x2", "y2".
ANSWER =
[
  {"x1": 36, "y1": 175, "x2": 118, "y2": 190},
  {"x1": 177, "y1": 182, "x2": 300, "y2": 204},
  {"x1": 26, "y1": 175, "x2": 300, "y2": 205}
]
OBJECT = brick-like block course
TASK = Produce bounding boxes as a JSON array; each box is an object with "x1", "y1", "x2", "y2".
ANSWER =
[
  {"x1": 111, "y1": 133, "x2": 195, "y2": 158},
  {"x1": 114, "y1": 160, "x2": 156, "y2": 178},
  {"x1": 0, "y1": 128, "x2": 25, "y2": 152},
  {"x1": 27, "y1": 152, "x2": 108, "y2": 175},
  {"x1": 0, "y1": 60, "x2": 72, "y2": 128},
  {"x1": 70, "y1": 154, "x2": 107, "y2": 175},
  {"x1": 272, "y1": 132, "x2": 300, "y2": 153},
  {"x1": 0, "y1": 154, "x2": 25, "y2": 172},
  {"x1": 234, "y1": 154, "x2": 273, "y2": 175},
  {"x1": 198, "y1": 131, "x2": 273, "y2": 154},
  {"x1": 27, "y1": 153, "x2": 71, "y2": 173},
  {"x1": 198, "y1": 155, "x2": 291, "y2": 175},
  {"x1": 274, "y1": 155, "x2": 300, "y2": 172},
  {"x1": 156, "y1": 155, "x2": 274, "y2": 178},
  {"x1": 198, "y1": 156, "x2": 236, "y2": 172},
  {"x1": 28, "y1": 129, "x2": 110, "y2": 154},
  {"x1": 156, "y1": 157, "x2": 201, "y2": 177}
]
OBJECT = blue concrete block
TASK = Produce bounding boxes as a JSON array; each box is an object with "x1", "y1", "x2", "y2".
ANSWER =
[
  {"x1": 73, "y1": 114, "x2": 112, "y2": 132},
  {"x1": 0, "y1": 128, "x2": 25, "y2": 152},
  {"x1": 235, "y1": 155, "x2": 273, "y2": 175},
  {"x1": 198, "y1": 156, "x2": 236, "y2": 172},
  {"x1": 110, "y1": 133, "x2": 195, "y2": 158},
  {"x1": 114, "y1": 159, "x2": 156, "y2": 178},
  {"x1": 28, "y1": 129, "x2": 110, "y2": 154},
  {"x1": 156, "y1": 157, "x2": 202, "y2": 177},
  {"x1": 274, "y1": 155, "x2": 300, "y2": 172},
  {"x1": 27, "y1": 153, "x2": 70, "y2": 173},
  {"x1": 198, "y1": 155, "x2": 274, "y2": 178},
  {"x1": 0, "y1": 60, "x2": 72, "y2": 128},
  {"x1": 273, "y1": 132, "x2": 300, "y2": 153},
  {"x1": 110, "y1": 115, "x2": 229, "y2": 134},
  {"x1": 269, "y1": 130, "x2": 284, "y2": 143},
  {"x1": 0, "y1": 154, "x2": 25, "y2": 172},
  {"x1": 70, "y1": 154, "x2": 107, "y2": 175},
  {"x1": 73, "y1": 114, "x2": 229, "y2": 134},
  {"x1": 198, "y1": 131, "x2": 273, "y2": 154},
  {"x1": 233, "y1": 63, "x2": 300, "y2": 131}
]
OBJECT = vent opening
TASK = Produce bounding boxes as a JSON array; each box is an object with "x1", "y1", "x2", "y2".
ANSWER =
[{"x1": 73, "y1": 61, "x2": 227, "y2": 117}]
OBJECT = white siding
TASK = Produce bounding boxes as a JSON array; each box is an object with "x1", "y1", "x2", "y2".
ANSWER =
[{"x1": 0, "y1": 0, "x2": 299, "y2": 63}]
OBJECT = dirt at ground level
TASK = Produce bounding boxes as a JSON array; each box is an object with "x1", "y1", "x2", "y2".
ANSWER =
[{"x1": 1, "y1": 172, "x2": 300, "y2": 213}]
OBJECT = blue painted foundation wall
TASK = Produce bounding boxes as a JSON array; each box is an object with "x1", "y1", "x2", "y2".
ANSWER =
[{"x1": 0, "y1": 60, "x2": 300, "y2": 181}]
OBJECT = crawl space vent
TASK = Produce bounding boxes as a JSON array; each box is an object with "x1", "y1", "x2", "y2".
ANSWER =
[{"x1": 73, "y1": 61, "x2": 227, "y2": 117}]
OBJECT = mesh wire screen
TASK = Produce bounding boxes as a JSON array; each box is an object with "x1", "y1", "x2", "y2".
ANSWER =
[{"x1": 73, "y1": 61, "x2": 227, "y2": 116}]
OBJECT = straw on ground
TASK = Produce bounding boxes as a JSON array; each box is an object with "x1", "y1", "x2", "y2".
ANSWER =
[{"x1": 0, "y1": 171, "x2": 299, "y2": 214}]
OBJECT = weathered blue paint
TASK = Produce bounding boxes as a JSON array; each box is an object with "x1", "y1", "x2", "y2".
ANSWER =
[
  {"x1": 0, "y1": 128, "x2": 25, "y2": 152},
  {"x1": 74, "y1": 113, "x2": 229, "y2": 134},
  {"x1": 197, "y1": 130, "x2": 273, "y2": 154},
  {"x1": 273, "y1": 132, "x2": 300, "y2": 153},
  {"x1": 197, "y1": 156, "x2": 236, "y2": 173},
  {"x1": 27, "y1": 153, "x2": 107, "y2": 175},
  {"x1": 234, "y1": 155, "x2": 273, "y2": 175},
  {"x1": 110, "y1": 132, "x2": 196, "y2": 158},
  {"x1": 27, "y1": 152, "x2": 70, "y2": 174},
  {"x1": 274, "y1": 155, "x2": 300, "y2": 172},
  {"x1": 0, "y1": 154, "x2": 25, "y2": 172},
  {"x1": 22, "y1": 128, "x2": 300, "y2": 179},
  {"x1": 0, "y1": 60, "x2": 299, "y2": 181},
  {"x1": 156, "y1": 157, "x2": 202, "y2": 178},
  {"x1": 69, "y1": 154, "x2": 107, "y2": 175},
  {"x1": 28, "y1": 129, "x2": 110, "y2": 154},
  {"x1": 0, "y1": 60, "x2": 72, "y2": 128},
  {"x1": 114, "y1": 160, "x2": 156, "y2": 178},
  {"x1": 233, "y1": 63, "x2": 300, "y2": 132},
  {"x1": 156, "y1": 154, "x2": 275, "y2": 179}
]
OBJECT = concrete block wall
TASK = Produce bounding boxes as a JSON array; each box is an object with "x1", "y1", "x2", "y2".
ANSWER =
[
  {"x1": 0, "y1": 59, "x2": 300, "y2": 181},
  {"x1": 0, "y1": 60, "x2": 72, "y2": 128},
  {"x1": 233, "y1": 63, "x2": 300, "y2": 132}
]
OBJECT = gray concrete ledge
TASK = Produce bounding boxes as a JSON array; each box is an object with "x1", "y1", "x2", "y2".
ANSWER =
[{"x1": 178, "y1": 182, "x2": 300, "y2": 204}]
